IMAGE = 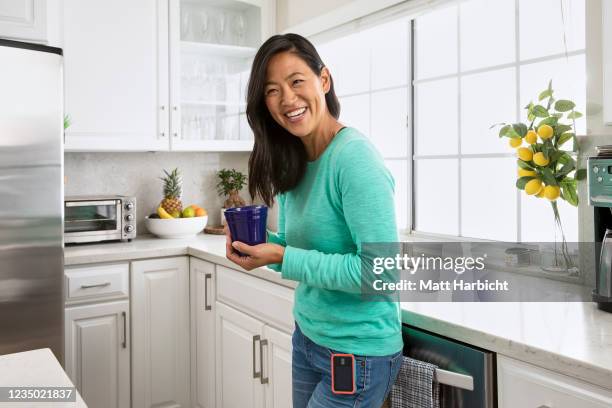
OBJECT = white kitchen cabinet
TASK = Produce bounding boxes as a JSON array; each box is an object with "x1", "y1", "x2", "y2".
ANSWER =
[
  {"x1": 497, "y1": 355, "x2": 612, "y2": 408},
  {"x1": 62, "y1": 0, "x2": 169, "y2": 151},
  {"x1": 64, "y1": 300, "x2": 130, "y2": 408},
  {"x1": 167, "y1": 0, "x2": 275, "y2": 151},
  {"x1": 604, "y1": 0, "x2": 612, "y2": 125},
  {"x1": 131, "y1": 256, "x2": 190, "y2": 408},
  {"x1": 190, "y1": 258, "x2": 216, "y2": 408},
  {"x1": 263, "y1": 325, "x2": 292, "y2": 408},
  {"x1": 215, "y1": 301, "x2": 265, "y2": 408},
  {"x1": 0, "y1": 0, "x2": 47, "y2": 42}
]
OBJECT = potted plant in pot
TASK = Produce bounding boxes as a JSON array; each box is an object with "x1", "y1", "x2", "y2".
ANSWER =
[{"x1": 216, "y1": 168, "x2": 247, "y2": 225}]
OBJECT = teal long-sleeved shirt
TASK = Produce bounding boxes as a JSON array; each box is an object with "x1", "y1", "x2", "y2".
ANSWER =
[{"x1": 267, "y1": 127, "x2": 403, "y2": 356}]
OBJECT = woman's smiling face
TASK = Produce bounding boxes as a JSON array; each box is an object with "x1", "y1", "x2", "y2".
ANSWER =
[{"x1": 264, "y1": 51, "x2": 331, "y2": 138}]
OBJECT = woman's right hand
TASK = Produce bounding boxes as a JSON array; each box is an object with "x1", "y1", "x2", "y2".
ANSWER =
[{"x1": 224, "y1": 224, "x2": 285, "y2": 271}]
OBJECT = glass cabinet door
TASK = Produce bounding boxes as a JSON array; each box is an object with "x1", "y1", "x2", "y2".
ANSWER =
[{"x1": 170, "y1": 0, "x2": 266, "y2": 151}]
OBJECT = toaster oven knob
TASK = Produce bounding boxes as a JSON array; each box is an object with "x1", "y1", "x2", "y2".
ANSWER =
[
  {"x1": 125, "y1": 214, "x2": 134, "y2": 222},
  {"x1": 125, "y1": 202, "x2": 134, "y2": 211},
  {"x1": 125, "y1": 225, "x2": 134, "y2": 233}
]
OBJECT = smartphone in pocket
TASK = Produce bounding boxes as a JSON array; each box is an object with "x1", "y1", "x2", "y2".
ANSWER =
[{"x1": 331, "y1": 353, "x2": 355, "y2": 394}]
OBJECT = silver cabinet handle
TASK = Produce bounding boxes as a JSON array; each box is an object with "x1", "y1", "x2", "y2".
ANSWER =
[
  {"x1": 173, "y1": 106, "x2": 178, "y2": 111},
  {"x1": 160, "y1": 105, "x2": 166, "y2": 111},
  {"x1": 252, "y1": 335, "x2": 261, "y2": 379},
  {"x1": 537, "y1": 405, "x2": 551, "y2": 408},
  {"x1": 80, "y1": 282, "x2": 111, "y2": 289},
  {"x1": 260, "y1": 338, "x2": 268, "y2": 384},
  {"x1": 160, "y1": 132, "x2": 166, "y2": 137},
  {"x1": 173, "y1": 132, "x2": 179, "y2": 138},
  {"x1": 204, "y1": 273, "x2": 212, "y2": 311},
  {"x1": 121, "y1": 311, "x2": 127, "y2": 349}
]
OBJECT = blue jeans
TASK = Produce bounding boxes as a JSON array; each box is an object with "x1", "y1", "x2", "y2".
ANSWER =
[{"x1": 292, "y1": 323, "x2": 402, "y2": 408}]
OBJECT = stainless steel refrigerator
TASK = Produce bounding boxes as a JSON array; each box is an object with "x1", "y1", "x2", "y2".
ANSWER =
[{"x1": 0, "y1": 39, "x2": 64, "y2": 363}]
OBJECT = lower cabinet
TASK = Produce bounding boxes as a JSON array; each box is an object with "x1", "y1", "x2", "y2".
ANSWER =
[
  {"x1": 191, "y1": 258, "x2": 216, "y2": 408},
  {"x1": 497, "y1": 355, "x2": 612, "y2": 408},
  {"x1": 215, "y1": 301, "x2": 293, "y2": 408},
  {"x1": 131, "y1": 256, "x2": 190, "y2": 408},
  {"x1": 64, "y1": 300, "x2": 130, "y2": 408}
]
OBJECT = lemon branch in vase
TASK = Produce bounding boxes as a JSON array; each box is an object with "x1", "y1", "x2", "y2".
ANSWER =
[{"x1": 493, "y1": 81, "x2": 586, "y2": 273}]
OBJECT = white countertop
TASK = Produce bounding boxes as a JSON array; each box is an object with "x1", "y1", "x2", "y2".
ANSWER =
[
  {"x1": 0, "y1": 348, "x2": 86, "y2": 407},
  {"x1": 64, "y1": 234, "x2": 612, "y2": 390}
]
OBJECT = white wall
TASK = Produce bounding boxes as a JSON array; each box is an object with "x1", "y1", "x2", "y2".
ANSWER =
[{"x1": 276, "y1": 0, "x2": 355, "y2": 33}]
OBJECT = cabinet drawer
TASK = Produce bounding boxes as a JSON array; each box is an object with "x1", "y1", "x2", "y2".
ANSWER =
[
  {"x1": 216, "y1": 266, "x2": 294, "y2": 333},
  {"x1": 498, "y1": 355, "x2": 612, "y2": 408},
  {"x1": 65, "y1": 263, "x2": 129, "y2": 303}
]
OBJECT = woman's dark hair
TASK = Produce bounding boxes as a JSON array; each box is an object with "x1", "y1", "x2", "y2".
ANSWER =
[{"x1": 246, "y1": 33, "x2": 340, "y2": 206}]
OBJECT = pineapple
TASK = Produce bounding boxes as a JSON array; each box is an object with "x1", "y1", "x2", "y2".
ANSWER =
[{"x1": 160, "y1": 168, "x2": 183, "y2": 214}]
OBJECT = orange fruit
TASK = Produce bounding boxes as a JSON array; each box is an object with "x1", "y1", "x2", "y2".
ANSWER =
[{"x1": 195, "y1": 207, "x2": 207, "y2": 217}]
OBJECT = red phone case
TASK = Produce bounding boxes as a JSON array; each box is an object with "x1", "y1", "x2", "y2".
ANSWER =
[{"x1": 331, "y1": 353, "x2": 355, "y2": 395}]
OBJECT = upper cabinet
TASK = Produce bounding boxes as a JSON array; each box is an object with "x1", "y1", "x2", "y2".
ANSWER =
[
  {"x1": 169, "y1": 0, "x2": 274, "y2": 152},
  {"x1": 604, "y1": 0, "x2": 612, "y2": 126},
  {"x1": 62, "y1": 0, "x2": 275, "y2": 152},
  {"x1": 0, "y1": 0, "x2": 47, "y2": 43},
  {"x1": 63, "y1": 0, "x2": 169, "y2": 152}
]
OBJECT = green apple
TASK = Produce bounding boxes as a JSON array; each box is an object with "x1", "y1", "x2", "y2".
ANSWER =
[{"x1": 182, "y1": 207, "x2": 195, "y2": 218}]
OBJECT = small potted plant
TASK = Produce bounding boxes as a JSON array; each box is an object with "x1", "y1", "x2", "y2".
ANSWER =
[{"x1": 216, "y1": 168, "x2": 247, "y2": 225}]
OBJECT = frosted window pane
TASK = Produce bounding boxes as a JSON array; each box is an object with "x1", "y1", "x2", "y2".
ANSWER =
[
  {"x1": 414, "y1": 5, "x2": 458, "y2": 79},
  {"x1": 385, "y1": 160, "x2": 409, "y2": 230},
  {"x1": 521, "y1": 192, "x2": 578, "y2": 243},
  {"x1": 519, "y1": 0, "x2": 585, "y2": 60},
  {"x1": 415, "y1": 78, "x2": 458, "y2": 155},
  {"x1": 368, "y1": 19, "x2": 409, "y2": 90},
  {"x1": 317, "y1": 32, "x2": 369, "y2": 96},
  {"x1": 239, "y1": 113, "x2": 252, "y2": 140},
  {"x1": 520, "y1": 55, "x2": 586, "y2": 135},
  {"x1": 339, "y1": 94, "x2": 369, "y2": 134},
  {"x1": 461, "y1": 68, "x2": 516, "y2": 154},
  {"x1": 371, "y1": 88, "x2": 408, "y2": 158},
  {"x1": 415, "y1": 159, "x2": 459, "y2": 235},
  {"x1": 460, "y1": 0, "x2": 515, "y2": 71},
  {"x1": 461, "y1": 158, "x2": 517, "y2": 241}
]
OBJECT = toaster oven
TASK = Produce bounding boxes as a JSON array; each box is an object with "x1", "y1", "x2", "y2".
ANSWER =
[{"x1": 64, "y1": 195, "x2": 136, "y2": 244}]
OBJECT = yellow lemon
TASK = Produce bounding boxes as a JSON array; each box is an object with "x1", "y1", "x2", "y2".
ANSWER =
[
  {"x1": 537, "y1": 124, "x2": 554, "y2": 140},
  {"x1": 525, "y1": 179, "x2": 543, "y2": 195},
  {"x1": 517, "y1": 147, "x2": 533, "y2": 162},
  {"x1": 543, "y1": 185, "x2": 561, "y2": 201},
  {"x1": 509, "y1": 138, "x2": 522, "y2": 148},
  {"x1": 525, "y1": 130, "x2": 538, "y2": 144},
  {"x1": 518, "y1": 168, "x2": 537, "y2": 177},
  {"x1": 536, "y1": 188, "x2": 546, "y2": 198},
  {"x1": 533, "y1": 152, "x2": 550, "y2": 166}
]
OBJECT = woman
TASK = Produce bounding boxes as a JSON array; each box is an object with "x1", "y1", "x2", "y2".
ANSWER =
[{"x1": 225, "y1": 33, "x2": 403, "y2": 407}]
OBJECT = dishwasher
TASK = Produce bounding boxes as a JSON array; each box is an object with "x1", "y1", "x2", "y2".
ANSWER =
[{"x1": 402, "y1": 324, "x2": 496, "y2": 408}]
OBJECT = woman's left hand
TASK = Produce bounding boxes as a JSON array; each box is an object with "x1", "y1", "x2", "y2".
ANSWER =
[{"x1": 225, "y1": 225, "x2": 285, "y2": 271}]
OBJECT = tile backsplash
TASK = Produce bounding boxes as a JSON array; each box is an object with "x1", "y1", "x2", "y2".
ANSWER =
[{"x1": 64, "y1": 151, "x2": 255, "y2": 234}]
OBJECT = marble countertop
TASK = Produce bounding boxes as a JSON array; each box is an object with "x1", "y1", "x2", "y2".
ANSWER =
[
  {"x1": 0, "y1": 348, "x2": 86, "y2": 407},
  {"x1": 64, "y1": 234, "x2": 612, "y2": 390}
]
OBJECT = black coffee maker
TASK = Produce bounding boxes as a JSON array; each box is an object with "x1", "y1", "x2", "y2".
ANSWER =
[{"x1": 589, "y1": 147, "x2": 612, "y2": 313}]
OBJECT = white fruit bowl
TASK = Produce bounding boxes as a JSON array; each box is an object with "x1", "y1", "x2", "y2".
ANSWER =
[{"x1": 145, "y1": 215, "x2": 208, "y2": 239}]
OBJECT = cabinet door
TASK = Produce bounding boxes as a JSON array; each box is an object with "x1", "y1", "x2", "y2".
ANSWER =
[
  {"x1": 132, "y1": 257, "x2": 190, "y2": 408},
  {"x1": 62, "y1": 0, "x2": 169, "y2": 151},
  {"x1": 191, "y1": 258, "x2": 216, "y2": 408},
  {"x1": 215, "y1": 302, "x2": 265, "y2": 408},
  {"x1": 498, "y1": 355, "x2": 612, "y2": 408},
  {"x1": 0, "y1": 0, "x2": 46, "y2": 42},
  {"x1": 64, "y1": 300, "x2": 130, "y2": 408},
  {"x1": 262, "y1": 325, "x2": 292, "y2": 408}
]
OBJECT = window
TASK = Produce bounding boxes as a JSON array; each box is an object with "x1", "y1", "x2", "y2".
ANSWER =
[
  {"x1": 318, "y1": 20, "x2": 410, "y2": 230},
  {"x1": 316, "y1": 0, "x2": 585, "y2": 242}
]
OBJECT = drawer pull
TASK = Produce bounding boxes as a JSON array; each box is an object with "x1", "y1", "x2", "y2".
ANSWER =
[
  {"x1": 121, "y1": 311, "x2": 127, "y2": 349},
  {"x1": 252, "y1": 335, "x2": 261, "y2": 379},
  {"x1": 204, "y1": 273, "x2": 212, "y2": 311},
  {"x1": 260, "y1": 338, "x2": 269, "y2": 384},
  {"x1": 80, "y1": 282, "x2": 111, "y2": 289},
  {"x1": 537, "y1": 406, "x2": 551, "y2": 408}
]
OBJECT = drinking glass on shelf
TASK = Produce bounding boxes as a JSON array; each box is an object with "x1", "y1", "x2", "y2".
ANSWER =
[
  {"x1": 181, "y1": 8, "x2": 192, "y2": 41},
  {"x1": 234, "y1": 13, "x2": 246, "y2": 46},
  {"x1": 199, "y1": 10, "x2": 209, "y2": 43},
  {"x1": 216, "y1": 11, "x2": 226, "y2": 44}
]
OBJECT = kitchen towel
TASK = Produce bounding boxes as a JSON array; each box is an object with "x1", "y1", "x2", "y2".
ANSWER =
[{"x1": 389, "y1": 356, "x2": 440, "y2": 408}]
